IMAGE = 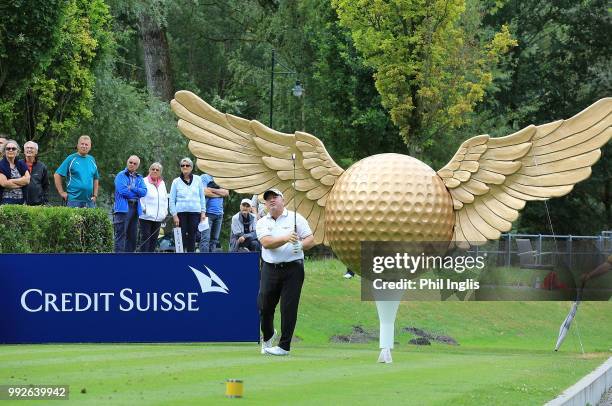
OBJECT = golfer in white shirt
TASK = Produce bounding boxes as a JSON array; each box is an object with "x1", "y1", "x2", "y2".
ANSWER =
[{"x1": 256, "y1": 188, "x2": 315, "y2": 356}]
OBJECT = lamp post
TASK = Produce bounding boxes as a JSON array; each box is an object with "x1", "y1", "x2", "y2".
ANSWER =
[
  {"x1": 292, "y1": 81, "x2": 305, "y2": 131},
  {"x1": 292, "y1": 80, "x2": 303, "y2": 97},
  {"x1": 269, "y1": 49, "x2": 304, "y2": 128}
]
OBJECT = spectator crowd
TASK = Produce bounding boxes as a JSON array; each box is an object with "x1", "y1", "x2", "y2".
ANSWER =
[{"x1": 0, "y1": 135, "x2": 265, "y2": 254}]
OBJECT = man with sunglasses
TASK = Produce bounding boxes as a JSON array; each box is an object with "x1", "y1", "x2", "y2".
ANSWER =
[
  {"x1": 113, "y1": 155, "x2": 147, "y2": 252},
  {"x1": 54, "y1": 135, "x2": 99, "y2": 208}
]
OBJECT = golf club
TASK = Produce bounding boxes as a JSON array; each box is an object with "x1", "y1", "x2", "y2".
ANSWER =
[{"x1": 292, "y1": 153, "x2": 297, "y2": 233}]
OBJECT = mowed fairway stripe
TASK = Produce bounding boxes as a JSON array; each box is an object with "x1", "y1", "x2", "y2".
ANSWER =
[
  {"x1": 1, "y1": 344, "x2": 605, "y2": 405},
  {"x1": 0, "y1": 344, "x2": 255, "y2": 368}
]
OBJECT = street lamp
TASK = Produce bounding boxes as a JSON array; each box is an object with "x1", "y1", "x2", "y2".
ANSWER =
[
  {"x1": 292, "y1": 81, "x2": 304, "y2": 98},
  {"x1": 292, "y1": 80, "x2": 305, "y2": 131},
  {"x1": 269, "y1": 49, "x2": 303, "y2": 128}
]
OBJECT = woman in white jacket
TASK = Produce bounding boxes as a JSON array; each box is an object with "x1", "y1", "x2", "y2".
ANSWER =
[{"x1": 138, "y1": 162, "x2": 169, "y2": 252}]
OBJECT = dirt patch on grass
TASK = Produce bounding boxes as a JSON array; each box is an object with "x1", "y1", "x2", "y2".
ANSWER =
[
  {"x1": 403, "y1": 326, "x2": 459, "y2": 346},
  {"x1": 409, "y1": 337, "x2": 431, "y2": 346},
  {"x1": 330, "y1": 325, "x2": 378, "y2": 343}
]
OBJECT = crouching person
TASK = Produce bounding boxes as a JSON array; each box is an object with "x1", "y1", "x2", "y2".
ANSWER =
[{"x1": 230, "y1": 198, "x2": 260, "y2": 252}]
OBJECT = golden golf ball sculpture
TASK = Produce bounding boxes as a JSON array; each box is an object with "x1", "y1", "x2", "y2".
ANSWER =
[
  {"x1": 171, "y1": 90, "x2": 610, "y2": 363},
  {"x1": 171, "y1": 91, "x2": 610, "y2": 268},
  {"x1": 326, "y1": 154, "x2": 454, "y2": 273}
]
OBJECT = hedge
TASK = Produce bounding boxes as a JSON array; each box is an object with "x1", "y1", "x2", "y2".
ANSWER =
[{"x1": 0, "y1": 205, "x2": 113, "y2": 253}]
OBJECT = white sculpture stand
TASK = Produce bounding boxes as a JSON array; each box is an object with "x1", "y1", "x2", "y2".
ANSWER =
[{"x1": 373, "y1": 288, "x2": 406, "y2": 363}]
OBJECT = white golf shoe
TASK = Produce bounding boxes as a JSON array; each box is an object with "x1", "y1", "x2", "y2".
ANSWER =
[
  {"x1": 260, "y1": 329, "x2": 277, "y2": 354},
  {"x1": 264, "y1": 346, "x2": 290, "y2": 356}
]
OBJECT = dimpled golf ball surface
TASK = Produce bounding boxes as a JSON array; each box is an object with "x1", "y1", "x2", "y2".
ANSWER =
[{"x1": 325, "y1": 153, "x2": 455, "y2": 274}]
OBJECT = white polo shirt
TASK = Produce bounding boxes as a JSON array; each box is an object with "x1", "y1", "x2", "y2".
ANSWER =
[{"x1": 256, "y1": 208, "x2": 312, "y2": 264}]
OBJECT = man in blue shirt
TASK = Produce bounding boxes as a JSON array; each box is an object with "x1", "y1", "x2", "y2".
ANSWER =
[
  {"x1": 54, "y1": 135, "x2": 100, "y2": 208},
  {"x1": 199, "y1": 173, "x2": 228, "y2": 252},
  {"x1": 113, "y1": 155, "x2": 147, "y2": 252}
]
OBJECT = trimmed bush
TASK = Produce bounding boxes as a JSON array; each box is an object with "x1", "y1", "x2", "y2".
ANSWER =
[{"x1": 0, "y1": 205, "x2": 113, "y2": 253}]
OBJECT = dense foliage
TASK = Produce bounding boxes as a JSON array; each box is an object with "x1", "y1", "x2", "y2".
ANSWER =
[
  {"x1": 0, "y1": 0, "x2": 610, "y2": 235},
  {"x1": 0, "y1": 0, "x2": 113, "y2": 145},
  {"x1": 333, "y1": 0, "x2": 517, "y2": 151},
  {"x1": 483, "y1": 0, "x2": 612, "y2": 235},
  {"x1": 0, "y1": 205, "x2": 113, "y2": 253}
]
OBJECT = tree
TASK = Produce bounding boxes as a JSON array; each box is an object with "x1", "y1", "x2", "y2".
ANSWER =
[
  {"x1": 296, "y1": 0, "x2": 407, "y2": 164},
  {"x1": 0, "y1": 0, "x2": 65, "y2": 109},
  {"x1": 186, "y1": 0, "x2": 408, "y2": 164},
  {"x1": 105, "y1": 0, "x2": 174, "y2": 100},
  {"x1": 166, "y1": 0, "x2": 271, "y2": 114},
  {"x1": 484, "y1": 0, "x2": 612, "y2": 234},
  {"x1": 332, "y1": 0, "x2": 516, "y2": 156},
  {"x1": 486, "y1": 0, "x2": 611, "y2": 126},
  {"x1": 0, "y1": 0, "x2": 113, "y2": 147},
  {"x1": 137, "y1": 0, "x2": 174, "y2": 101}
]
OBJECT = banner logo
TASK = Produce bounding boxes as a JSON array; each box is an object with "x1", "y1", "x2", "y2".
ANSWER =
[
  {"x1": 0, "y1": 253, "x2": 260, "y2": 343},
  {"x1": 190, "y1": 265, "x2": 229, "y2": 294}
]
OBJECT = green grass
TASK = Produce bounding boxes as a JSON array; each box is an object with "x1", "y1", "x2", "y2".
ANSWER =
[
  {"x1": 299, "y1": 260, "x2": 611, "y2": 351},
  {"x1": 1, "y1": 259, "x2": 611, "y2": 405}
]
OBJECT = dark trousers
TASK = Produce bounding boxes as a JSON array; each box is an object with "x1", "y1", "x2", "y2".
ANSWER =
[
  {"x1": 239, "y1": 238, "x2": 261, "y2": 252},
  {"x1": 178, "y1": 212, "x2": 200, "y2": 252},
  {"x1": 113, "y1": 204, "x2": 139, "y2": 252},
  {"x1": 258, "y1": 260, "x2": 305, "y2": 351},
  {"x1": 139, "y1": 219, "x2": 161, "y2": 252},
  {"x1": 67, "y1": 199, "x2": 96, "y2": 208}
]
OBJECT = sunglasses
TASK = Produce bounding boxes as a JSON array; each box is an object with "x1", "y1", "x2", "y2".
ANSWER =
[
  {"x1": 5, "y1": 147, "x2": 17, "y2": 151},
  {"x1": 180, "y1": 164, "x2": 192, "y2": 168},
  {"x1": 150, "y1": 168, "x2": 160, "y2": 171}
]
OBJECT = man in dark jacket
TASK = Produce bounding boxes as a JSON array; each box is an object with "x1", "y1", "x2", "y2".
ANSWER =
[
  {"x1": 230, "y1": 198, "x2": 260, "y2": 252},
  {"x1": 21, "y1": 141, "x2": 49, "y2": 205}
]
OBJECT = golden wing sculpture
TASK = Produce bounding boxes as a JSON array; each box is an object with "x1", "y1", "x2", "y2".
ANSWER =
[
  {"x1": 438, "y1": 98, "x2": 612, "y2": 245},
  {"x1": 170, "y1": 90, "x2": 344, "y2": 245}
]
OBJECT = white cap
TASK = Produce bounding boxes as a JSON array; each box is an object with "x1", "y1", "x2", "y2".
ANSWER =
[
  {"x1": 240, "y1": 198, "x2": 252, "y2": 206},
  {"x1": 263, "y1": 188, "x2": 283, "y2": 200}
]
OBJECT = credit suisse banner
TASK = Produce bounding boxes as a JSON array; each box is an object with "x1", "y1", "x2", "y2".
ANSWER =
[{"x1": 0, "y1": 253, "x2": 260, "y2": 343}]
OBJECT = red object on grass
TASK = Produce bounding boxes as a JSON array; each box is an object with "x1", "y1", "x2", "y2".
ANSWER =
[{"x1": 542, "y1": 272, "x2": 567, "y2": 290}]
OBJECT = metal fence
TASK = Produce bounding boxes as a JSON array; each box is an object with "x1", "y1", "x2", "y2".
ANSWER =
[{"x1": 469, "y1": 232, "x2": 612, "y2": 269}]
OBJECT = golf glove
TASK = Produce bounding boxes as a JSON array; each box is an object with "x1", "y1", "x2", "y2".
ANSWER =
[{"x1": 292, "y1": 240, "x2": 303, "y2": 254}]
